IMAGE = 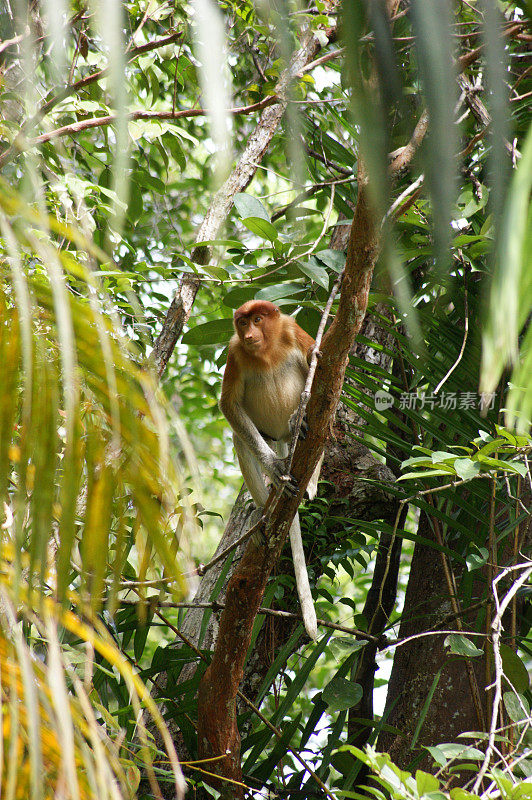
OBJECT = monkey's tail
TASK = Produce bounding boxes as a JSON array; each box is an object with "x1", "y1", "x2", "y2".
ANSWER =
[{"x1": 289, "y1": 520, "x2": 318, "y2": 640}]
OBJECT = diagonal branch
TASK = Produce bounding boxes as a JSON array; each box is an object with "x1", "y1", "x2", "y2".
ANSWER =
[
  {"x1": 154, "y1": 8, "x2": 518, "y2": 378},
  {"x1": 196, "y1": 158, "x2": 381, "y2": 795}
]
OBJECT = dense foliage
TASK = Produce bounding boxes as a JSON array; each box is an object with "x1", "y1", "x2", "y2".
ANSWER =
[{"x1": 0, "y1": 0, "x2": 530, "y2": 798}]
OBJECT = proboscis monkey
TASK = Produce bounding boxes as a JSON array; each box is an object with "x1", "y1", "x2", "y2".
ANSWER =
[{"x1": 220, "y1": 300, "x2": 323, "y2": 640}]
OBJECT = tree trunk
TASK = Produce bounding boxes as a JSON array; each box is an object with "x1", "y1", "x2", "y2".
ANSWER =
[
  {"x1": 379, "y1": 486, "x2": 532, "y2": 781},
  {"x1": 378, "y1": 512, "x2": 487, "y2": 775}
]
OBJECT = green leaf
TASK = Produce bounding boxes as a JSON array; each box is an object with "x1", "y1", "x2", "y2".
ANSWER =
[
  {"x1": 476, "y1": 438, "x2": 508, "y2": 457},
  {"x1": 398, "y1": 469, "x2": 456, "y2": 481},
  {"x1": 255, "y1": 282, "x2": 305, "y2": 302},
  {"x1": 411, "y1": 669, "x2": 442, "y2": 750},
  {"x1": 322, "y1": 677, "x2": 363, "y2": 711},
  {"x1": 426, "y1": 745, "x2": 448, "y2": 768},
  {"x1": 450, "y1": 790, "x2": 478, "y2": 800},
  {"x1": 402, "y1": 455, "x2": 434, "y2": 468},
  {"x1": 329, "y1": 638, "x2": 367, "y2": 655},
  {"x1": 416, "y1": 769, "x2": 440, "y2": 794},
  {"x1": 466, "y1": 549, "x2": 488, "y2": 571},
  {"x1": 133, "y1": 610, "x2": 154, "y2": 662},
  {"x1": 297, "y1": 256, "x2": 329, "y2": 289},
  {"x1": 495, "y1": 425, "x2": 530, "y2": 448},
  {"x1": 201, "y1": 265, "x2": 229, "y2": 281},
  {"x1": 454, "y1": 459, "x2": 482, "y2": 481},
  {"x1": 426, "y1": 743, "x2": 484, "y2": 766},
  {"x1": 315, "y1": 249, "x2": 346, "y2": 273},
  {"x1": 234, "y1": 193, "x2": 270, "y2": 221},
  {"x1": 503, "y1": 691, "x2": 530, "y2": 723},
  {"x1": 242, "y1": 217, "x2": 279, "y2": 241},
  {"x1": 444, "y1": 634, "x2": 484, "y2": 658},
  {"x1": 500, "y1": 644, "x2": 530, "y2": 692},
  {"x1": 223, "y1": 287, "x2": 257, "y2": 308},
  {"x1": 474, "y1": 454, "x2": 527, "y2": 476},
  {"x1": 431, "y1": 451, "x2": 460, "y2": 463},
  {"x1": 181, "y1": 319, "x2": 234, "y2": 346},
  {"x1": 517, "y1": 761, "x2": 532, "y2": 780}
]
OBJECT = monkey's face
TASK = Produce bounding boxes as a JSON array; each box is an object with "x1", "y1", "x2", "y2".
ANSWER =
[
  {"x1": 236, "y1": 313, "x2": 267, "y2": 353},
  {"x1": 233, "y1": 301, "x2": 281, "y2": 357}
]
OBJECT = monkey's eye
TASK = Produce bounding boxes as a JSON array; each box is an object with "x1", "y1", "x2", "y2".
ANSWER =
[{"x1": 254, "y1": 316, "x2": 262, "y2": 324}]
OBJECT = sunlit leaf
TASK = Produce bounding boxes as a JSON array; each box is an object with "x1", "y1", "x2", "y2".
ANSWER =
[
  {"x1": 234, "y1": 193, "x2": 270, "y2": 221},
  {"x1": 444, "y1": 634, "x2": 484, "y2": 658}
]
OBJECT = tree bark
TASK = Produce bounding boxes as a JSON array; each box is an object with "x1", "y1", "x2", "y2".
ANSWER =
[
  {"x1": 378, "y1": 510, "x2": 488, "y2": 774},
  {"x1": 195, "y1": 162, "x2": 381, "y2": 794},
  {"x1": 378, "y1": 503, "x2": 532, "y2": 779}
]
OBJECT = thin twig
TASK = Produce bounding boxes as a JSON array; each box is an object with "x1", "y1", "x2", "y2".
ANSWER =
[
  {"x1": 272, "y1": 182, "x2": 337, "y2": 279},
  {"x1": 370, "y1": 472, "x2": 495, "y2": 634},
  {"x1": 237, "y1": 693, "x2": 338, "y2": 800},
  {"x1": 298, "y1": 47, "x2": 345, "y2": 74},
  {"x1": 472, "y1": 562, "x2": 532, "y2": 794},
  {"x1": 383, "y1": 174, "x2": 424, "y2": 224},
  {"x1": 383, "y1": 628, "x2": 490, "y2": 654},
  {"x1": 434, "y1": 276, "x2": 469, "y2": 394},
  {"x1": 29, "y1": 30, "x2": 184, "y2": 125},
  {"x1": 304, "y1": 144, "x2": 353, "y2": 176},
  {"x1": 117, "y1": 598, "x2": 380, "y2": 641},
  {"x1": 67, "y1": 24, "x2": 84, "y2": 86},
  {"x1": 196, "y1": 516, "x2": 265, "y2": 576},
  {"x1": 0, "y1": 27, "x2": 30, "y2": 54},
  {"x1": 389, "y1": 111, "x2": 429, "y2": 177},
  {"x1": 510, "y1": 89, "x2": 532, "y2": 103},
  {"x1": 9, "y1": 96, "x2": 278, "y2": 151},
  {"x1": 272, "y1": 176, "x2": 352, "y2": 222}
]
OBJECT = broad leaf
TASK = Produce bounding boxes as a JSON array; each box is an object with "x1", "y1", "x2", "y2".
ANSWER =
[
  {"x1": 322, "y1": 677, "x2": 363, "y2": 711},
  {"x1": 234, "y1": 193, "x2": 270, "y2": 221},
  {"x1": 444, "y1": 634, "x2": 484, "y2": 658}
]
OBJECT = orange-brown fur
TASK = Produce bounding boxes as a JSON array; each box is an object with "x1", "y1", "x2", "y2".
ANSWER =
[
  {"x1": 219, "y1": 300, "x2": 321, "y2": 639},
  {"x1": 221, "y1": 302, "x2": 314, "y2": 441},
  {"x1": 221, "y1": 300, "x2": 313, "y2": 409}
]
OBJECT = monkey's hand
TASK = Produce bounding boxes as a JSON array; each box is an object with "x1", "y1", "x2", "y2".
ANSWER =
[
  {"x1": 306, "y1": 344, "x2": 322, "y2": 365},
  {"x1": 289, "y1": 409, "x2": 308, "y2": 440},
  {"x1": 263, "y1": 453, "x2": 298, "y2": 496}
]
